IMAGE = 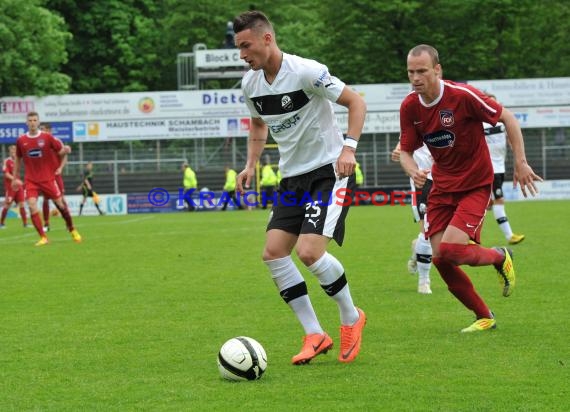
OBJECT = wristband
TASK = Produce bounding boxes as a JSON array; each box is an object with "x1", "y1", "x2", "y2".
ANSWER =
[{"x1": 343, "y1": 136, "x2": 358, "y2": 149}]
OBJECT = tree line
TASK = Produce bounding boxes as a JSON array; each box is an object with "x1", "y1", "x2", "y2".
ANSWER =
[{"x1": 1, "y1": 0, "x2": 569, "y2": 97}]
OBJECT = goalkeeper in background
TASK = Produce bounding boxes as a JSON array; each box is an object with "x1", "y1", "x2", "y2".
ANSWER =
[{"x1": 77, "y1": 162, "x2": 104, "y2": 216}]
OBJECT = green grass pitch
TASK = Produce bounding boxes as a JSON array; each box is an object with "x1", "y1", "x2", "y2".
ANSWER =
[{"x1": 0, "y1": 201, "x2": 568, "y2": 411}]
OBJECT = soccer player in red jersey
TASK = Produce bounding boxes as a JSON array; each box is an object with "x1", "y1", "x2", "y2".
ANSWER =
[
  {"x1": 1, "y1": 145, "x2": 28, "y2": 228},
  {"x1": 39, "y1": 122, "x2": 69, "y2": 232},
  {"x1": 12, "y1": 112, "x2": 82, "y2": 246},
  {"x1": 399, "y1": 44, "x2": 542, "y2": 332}
]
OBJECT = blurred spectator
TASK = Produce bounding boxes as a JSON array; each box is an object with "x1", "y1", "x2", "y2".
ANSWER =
[
  {"x1": 221, "y1": 166, "x2": 240, "y2": 211},
  {"x1": 355, "y1": 162, "x2": 364, "y2": 189},
  {"x1": 182, "y1": 162, "x2": 197, "y2": 211},
  {"x1": 260, "y1": 155, "x2": 277, "y2": 209}
]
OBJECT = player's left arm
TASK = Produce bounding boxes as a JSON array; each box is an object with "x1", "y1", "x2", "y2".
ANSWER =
[
  {"x1": 499, "y1": 107, "x2": 543, "y2": 197},
  {"x1": 11, "y1": 155, "x2": 23, "y2": 191},
  {"x1": 3, "y1": 161, "x2": 14, "y2": 181},
  {"x1": 56, "y1": 145, "x2": 71, "y2": 175},
  {"x1": 335, "y1": 86, "x2": 367, "y2": 179}
]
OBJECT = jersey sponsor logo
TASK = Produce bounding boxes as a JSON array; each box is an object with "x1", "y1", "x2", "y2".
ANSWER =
[
  {"x1": 27, "y1": 148, "x2": 43, "y2": 158},
  {"x1": 250, "y1": 90, "x2": 309, "y2": 115},
  {"x1": 281, "y1": 95, "x2": 293, "y2": 111},
  {"x1": 423, "y1": 130, "x2": 456, "y2": 148},
  {"x1": 268, "y1": 114, "x2": 301, "y2": 134},
  {"x1": 314, "y1": 69, "x2": 334, "y2": 88},
  {"x1": 439, "y1": 110, "x2": 455, "y2": 128}
]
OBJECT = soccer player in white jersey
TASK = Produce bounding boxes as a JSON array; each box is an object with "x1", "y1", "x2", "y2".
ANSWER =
[
  {"x1": 234, "y1": 10, "x2": 367, "y2": 365},
  {"x1": 484, "y1": 93, "x2": 525, "y2": 245},
  {"x1": 392, "y1": 142, "x2": 433, "y2": 294}
]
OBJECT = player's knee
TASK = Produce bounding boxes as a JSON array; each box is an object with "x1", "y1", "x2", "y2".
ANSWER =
[
  {"x1": 262, "y1": 247, "x2": 288, "y2": 262},
  {"x1": 438, "y1": 242, "x2": 464, "y2": 266},
  {"x1": 296, "y1": 247, "x2": 321, "y2": 267}
]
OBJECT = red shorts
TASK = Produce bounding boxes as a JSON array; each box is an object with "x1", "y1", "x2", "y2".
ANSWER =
[
  {"x1": 25, "y1": 180, "x2": 62, "y2": 200},
  {"x1": 5, "y1": 187, "x2": 25, "y2": 204},
  {"x1": 55, "y1": 175, "x2": 65, "y2": 194},
  {"x1": 425, "y1": 185, "x2": 491, "y2": 244}
]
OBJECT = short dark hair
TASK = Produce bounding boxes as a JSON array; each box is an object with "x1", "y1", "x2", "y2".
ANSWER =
[
  {"x1": 409, "y1": 44, "x2": 440, "y2": 66},
  {"x1": 233, "y1": 10, "x2": 273, "y2": 35},
  {"x1": 27, "y1": 111, "x2": 39, "y2": 118}
]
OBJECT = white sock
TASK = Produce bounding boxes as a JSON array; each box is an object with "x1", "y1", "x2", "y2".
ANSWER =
[
  {"x1": 265, "y1": 256, "x2": 323, "y2": 335},
  {"x1": 492, "y1": 204, "x2": 513, "y2": 240},
  {"x1": 415, "y1": 233, "x2": 432, "y2": 285},
  {"x1": 307, "y1": 252, "x2": 359, "y2": 326},
  {"x1": 410, "y1": 237, "x2": 418, "y2": 260}
]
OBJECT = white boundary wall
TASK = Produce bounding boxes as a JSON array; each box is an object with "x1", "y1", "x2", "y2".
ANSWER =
[{"x1": 1, "y1": 77, "x2": 569, "y2": 142}]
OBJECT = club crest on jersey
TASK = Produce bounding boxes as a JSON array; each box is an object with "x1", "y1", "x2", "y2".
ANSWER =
[
  {"x1": 38, "y1": 138, "x2": 45, "y2": 147},
  {"x1": 439, "y1": 110, "x2": 455, "y2": 128},
  {"x1": 281, "y1": 95, "x2": 293, "y2": 111},
  {"x1": 424, "y1": 130, "x2": 456, "y2": 148}
]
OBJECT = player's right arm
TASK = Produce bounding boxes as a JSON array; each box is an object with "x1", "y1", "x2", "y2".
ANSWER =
[
  {"x1": 236, "y1": 117, "x2": 268, "y2": 194},
  {"x1": 399, "y1": 99, "x2": 429, "y2": 188}
]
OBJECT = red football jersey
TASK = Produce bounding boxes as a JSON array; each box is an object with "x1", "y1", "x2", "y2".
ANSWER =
[
  {"x1": 3, "y1": 157, "x2": 14, "y2": 189},
  {"x1": 15, "y1": 132, "x2": 64, "y2": 183},
  {"x1": 400, "y1": 80, "x2": 502, "y2": 192}
]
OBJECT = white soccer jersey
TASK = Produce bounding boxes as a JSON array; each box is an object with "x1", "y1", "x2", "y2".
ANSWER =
[
  {"x1": 412, "y1": 144, "x2": 433, "y2": 180},
  {"x1": 242, "y1": 53, "x2": 345, "y2": 178},
  {"x1": 483, "y1": 121, "x2": 507, "y2": 173}
]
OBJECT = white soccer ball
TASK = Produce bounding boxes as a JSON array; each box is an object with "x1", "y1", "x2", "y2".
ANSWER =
[{"x1": 217, "y1": 336, "x2": 267, "y2": 381}]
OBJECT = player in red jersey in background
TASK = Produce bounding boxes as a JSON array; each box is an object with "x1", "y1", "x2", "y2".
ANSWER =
[
  {"x1": 1, "y1": 145, "x2": 29, "y2": 228},
  {"x1": 12, "y1": 112, "x2": 82, "y2": 246},
  {"x1": 39, "y1": 122, "x2": 69, "y2": 232},
  {"x1": 399, "y1": 44, "x2": 542, "y2": 332}
]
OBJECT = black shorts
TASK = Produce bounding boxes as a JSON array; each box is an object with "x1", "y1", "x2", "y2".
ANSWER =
[
  {"x1": 82, "y1": 187, "x2": 95, "y2": 198},
  {"x1": 492, "y1": 173, "x2": 505, "y2": 200},
  {"x1": 266, "y1": 163, "x2": 355, "y2": 246},
  {"x1": 411, "y1": 178, "x2": 432, "y2": 222}
]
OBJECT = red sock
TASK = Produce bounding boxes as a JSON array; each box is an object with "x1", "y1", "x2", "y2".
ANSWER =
[
  {"x1": 59, "y1": 204, "x2": 75, "y2": 231},
  {"x1": 1, "y1": 207, "x2": 7, "y2": 224},
  {"x1": 433, "y1": 257, "x2": 491, "y2": 319},
  {"x1": 19, "y1": 207, "x2": 27, "y2": 225},
  {"x1": 42, "y1": 200, "x2": 50, "y2": 226},
  {"x1": 31, "y1": 212, "x2": 45, "y2": 237},
  {"x1": 439, "y1": 242, "x2": 504, "y2": 267}
]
